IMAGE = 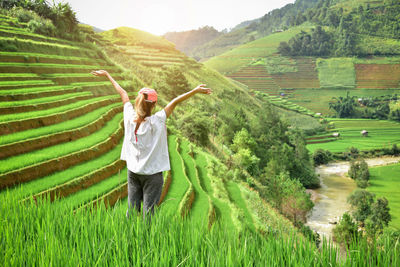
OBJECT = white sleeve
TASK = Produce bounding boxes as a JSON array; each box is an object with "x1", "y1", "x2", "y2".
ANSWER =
[
  {"x1": 154, "y1": 109, "x2": 167, "y2": 124},
  {"x1": 123, "y1": 102, "x2": 135, "y2": 126}
]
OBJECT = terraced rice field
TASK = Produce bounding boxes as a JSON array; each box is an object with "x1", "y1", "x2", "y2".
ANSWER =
[
  {"x1": 306, "y1": 119, "x2": 400, "y2": 153},
  {"x1": 356, "y1": 64, "x2": 400, "y2": 89},
  {"x1": 0, "y1": 15, "x2": 258, "y2": 233},
  {"x1": 0, "y1": 16, "x2": 131, "y2": 209}
]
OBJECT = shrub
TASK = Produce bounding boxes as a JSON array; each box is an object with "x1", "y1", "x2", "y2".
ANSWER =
[
  {"x1": 27, "y1": 17, "x2": 56, "y2": 36},
  {"x1": 312, "y1": 149, "x2": 332, "y2": 166},
  {"x1": 333, "y1": 212, "x2": 359, "y2": 247},
  {"x1": 9, "y1": 7, "x2": 37, "y2": 23},
  {"x1": 348, "y1": 158, "x2": 369, "y2": 187},
  {"x1": 0, "y1": 40, "x2": 17, "y2": 52}
]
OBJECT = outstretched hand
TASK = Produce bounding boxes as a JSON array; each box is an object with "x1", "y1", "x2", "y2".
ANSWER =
[
  {"x1": 91, "y1": 70, "x2": 109, "y2": 77},
  {"x1": 194, "y1": 84, "x2": 212, "y2": 95}
]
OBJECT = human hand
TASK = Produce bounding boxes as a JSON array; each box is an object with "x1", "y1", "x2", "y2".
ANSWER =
[
  {"x1": 194, "y1": 84, "x2": 212, "y2": 95},
  {"x1": 91, "y1": 70, "x2": 109, "y2": 77}
]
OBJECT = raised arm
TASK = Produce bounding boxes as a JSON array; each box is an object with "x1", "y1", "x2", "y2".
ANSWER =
[
  {"x1": 164, "y1": 84, "x2": 211, "y2": 118},
  {"x1": 91, "y1": 70, "x2": 129, "y2": 104}
]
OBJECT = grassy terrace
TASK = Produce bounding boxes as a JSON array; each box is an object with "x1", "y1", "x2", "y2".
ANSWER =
[
  {"x1": 0, "y1": 62, "x2": 119, "y2": 73},
  {"x1": 368, "y1": 162, "x2": 400, "y2": 230},
  {"x1": 180, "y1": 139, "x2": 209, "y2": 224},
  {"x1": 0, "y1": 114, "x2": 122, "y2": 174},
  {"x1": 0, "y1": 79, "x2": 54, "y2": 89},
  {"x1": 0, "y1": 91, "x2": 91, "y2": 107},
  {"x1": 0, "y1": 95, "x2": 118, "y2": 123},
  {"x1": 0, "y1": 85, "x2": 77, "y2": 96},
  {"x1": 0, "y1": 103, "x2": 120, "y2": 145},
  {"x1": 0, "y1": 143, "x2": 123, "y2": 200},
  {"x1": 307, "y1": 119, "x2": 400, "y2": 153},
  {"x1": 161, "y1": 136, "x2": 189, "y2": 213},
  {"x1": 226, "y1": 181, "x2": 255, "y2": 231},
  {"x1": 194, "y1": 150, "x2": 235, "y2": 228},
  {"x1": 0, "y1": 51, "x2": 105, "y2": 63},
  {"x1": 54, "y1": 168, "x2": 127, "y2": 209}
]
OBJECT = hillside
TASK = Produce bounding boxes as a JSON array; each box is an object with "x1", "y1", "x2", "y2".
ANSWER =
[
  {"x1": 0, "y1": 11, "x2": 307, "y2": 239},
  {"x1": 163, "y1": 26, "x2": 223, "y2": 60},
  {"x1": 165, "y1": 0, "x2": 320, "y2": 61}
]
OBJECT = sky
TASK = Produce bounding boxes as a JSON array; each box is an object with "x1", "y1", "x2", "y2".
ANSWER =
[{"x1": 55, "y1": 0, "x2": 295, "y2": 36}]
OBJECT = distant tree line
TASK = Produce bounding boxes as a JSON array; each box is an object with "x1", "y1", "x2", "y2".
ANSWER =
[{"x1": 279, "y1": 0, "x2": 400, "y2": 57}]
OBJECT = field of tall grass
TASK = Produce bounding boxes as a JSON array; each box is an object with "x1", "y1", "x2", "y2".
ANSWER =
[{"x1": 1, "y1": 192, "x2": 399, "y2": 266}]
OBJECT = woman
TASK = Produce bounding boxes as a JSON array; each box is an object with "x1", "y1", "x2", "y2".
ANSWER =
[{"x1": 91, "y1": 70, "x2": 211, "y2": 218}]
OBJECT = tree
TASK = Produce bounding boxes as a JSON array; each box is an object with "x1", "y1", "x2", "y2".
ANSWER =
[
  {"x1": 365, "y1": 197, "x2": 391, "y2": 237},
  {"x1": 163, "y1": 66, "x2": 189, "y2": 98},
  {"x1": 348, "y1": 158, "x2": 370, "y2": 188},
  {"x1": 329, "y1": 92, "x2": 357, "y2": 118},
  {"x1": 177, "y1": 111, "x2": 210, "y2": 146},
  {"x1": 280, "y1": 175, "x2": 314, "y2": 224},
  {"x1": 347, "y1": 189, "x2": 375, "y2": 224},
  {"x1": 333, "y1": 212, "x2": 359, "y2": 247}
]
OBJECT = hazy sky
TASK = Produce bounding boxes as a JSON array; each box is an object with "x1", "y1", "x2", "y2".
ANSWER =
[{"x1": 56, "y1": 0, "x2": 295, "y2": 35}]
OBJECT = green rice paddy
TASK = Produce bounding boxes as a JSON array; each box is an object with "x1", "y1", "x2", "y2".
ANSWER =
[
  {"x1": 368, "y1": 162, "x2": 400, "y2": 230},
  {"x1": 307, "y1": 119, "x2": 400, "y2": 153}
]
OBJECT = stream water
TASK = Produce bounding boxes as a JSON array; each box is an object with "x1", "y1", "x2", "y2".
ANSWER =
[{"x1": 306, "y1": 156, "x2": 400, "y2": 240}]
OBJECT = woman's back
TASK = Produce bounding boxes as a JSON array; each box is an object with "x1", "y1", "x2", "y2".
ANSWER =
[{"x1": 121, "y1": 102, "x2": 169, "y2": 175}]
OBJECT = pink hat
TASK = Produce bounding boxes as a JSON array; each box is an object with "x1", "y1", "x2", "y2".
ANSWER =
[{"x1": 138, "y1": 87, "x2": 157, "y2": 102}]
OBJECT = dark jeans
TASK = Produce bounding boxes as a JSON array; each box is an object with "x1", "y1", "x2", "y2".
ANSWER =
[{"x1": 126, "y1": 170, "x2": 163, "y2": 219}]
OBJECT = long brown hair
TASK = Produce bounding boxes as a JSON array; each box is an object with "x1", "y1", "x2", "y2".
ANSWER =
[{"x1": 134, "y1": 93, "x2": 156, "y2": 124}]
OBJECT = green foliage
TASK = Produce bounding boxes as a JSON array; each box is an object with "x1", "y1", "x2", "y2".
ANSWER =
[
  {"x1": 312, "y1": 149, "x2": 332, "y2": 166},
  {"x1": 263, "y1": 171, "x2": 314, "y2": 224},
  {"x1": 329, "y1": 91, "x2": 357, "y2": 118},
  {"x1": 333, "y1": 212, "x2": 359, "y2": 247},
  {"x1": 348, "y1": 158, "x2": 370, "y2": 188},
  {"x1": 365, "y1": 197, "x2": 391, "y2": 237},
  {"x1": 279, "y1": 26, "x2": 334, "y2": 56},
  {"x1": 347, "y1": 189, "x2": 375, "y2": 224},
  {"x1": 176, "y1": 111, "x2": 210, "y2": 146},
  {"x1": 163, "y1": 66, "x2": 190, "y2": 98},
  {"x1": 27, "y1": 16, "x2": 56, "y2": 36}
]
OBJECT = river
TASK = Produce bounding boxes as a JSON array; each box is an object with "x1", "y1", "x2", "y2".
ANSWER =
[{"x1": 306, "y1": 156, "x2": 400, "y2": 240}]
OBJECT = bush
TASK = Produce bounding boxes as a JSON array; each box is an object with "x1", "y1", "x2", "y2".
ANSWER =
[
  {"x1": 27, "y1": 17, "x2": 56, "y2": 36},
  {"x1": 333, "y1": 212, "x2": 359, "y2": 247},
  {"x1": 348, "y1": 158, "x2": 369, "y2": 187},
  {"x1": 312, "y1": 149, "x2": 332, "y2": 166},
  {"x1": 9, "y1": 7, "x2": 37, "y2": 23},
  {"x1": 0, "y1": 40, "x2": 17, "y2": 52}
]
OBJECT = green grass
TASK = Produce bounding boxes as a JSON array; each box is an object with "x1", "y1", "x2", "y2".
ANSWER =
[
  {"x1": 161, "y1": 135, "x2": 189, "y2": 213},
  {"x1": 54, "y1": 168, "x2": 126, "y2": 208},
  {"x1": 0, "y1": 114, "x2": 122, "y2": 174},
  {"x1": 307, "y1": 119, "x2": 400, "y2": 153},
  {"x1": 2, "y1": 192, "x2": 399, "y2": 266},
  {"x1": 0, "y1": 51, "x2": 102, "y2": 62},
  {"x1": 0, "y1": 103, "x2": 120, "y2": 146},
  {"x1": 0, "y1": 92, "x2": 91, "y2": 108},
  {"x1": 316, "y1": 58, "x2": 356, "y2": 89},
  {"x1": 226, "y1": 181, "x2": 255, "y2": 231},
  {"x1": 368, "y1": 162, "x2": 400, "y2": 230},
  {"x1": 179, "y1": 139, "x2": 209, "y2": 224},
  {"x1": 0, "y1": 143, "x2": 123, "y2": 200},
  {"x1": 0, "y1": 85, "x2": 76, "y2": 96},
  {"x1": 0, "y1": 79, "x2": 54, "y2": 87},
  {"x1": 195, "y1": 150, "x2": 235, "y2": 229},
  {"x1": 0, "y1": 95, "x2": 117, "y2": 123}
]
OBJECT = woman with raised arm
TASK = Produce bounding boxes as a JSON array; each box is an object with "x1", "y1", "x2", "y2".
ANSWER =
[{"x1": 91, "y1": 70, "x2": 211, "y2": 219}]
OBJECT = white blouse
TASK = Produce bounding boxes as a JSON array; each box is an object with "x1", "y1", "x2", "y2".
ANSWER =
[{"x1": 120, "y1": 102, "x2": 170, "y2": 175}]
